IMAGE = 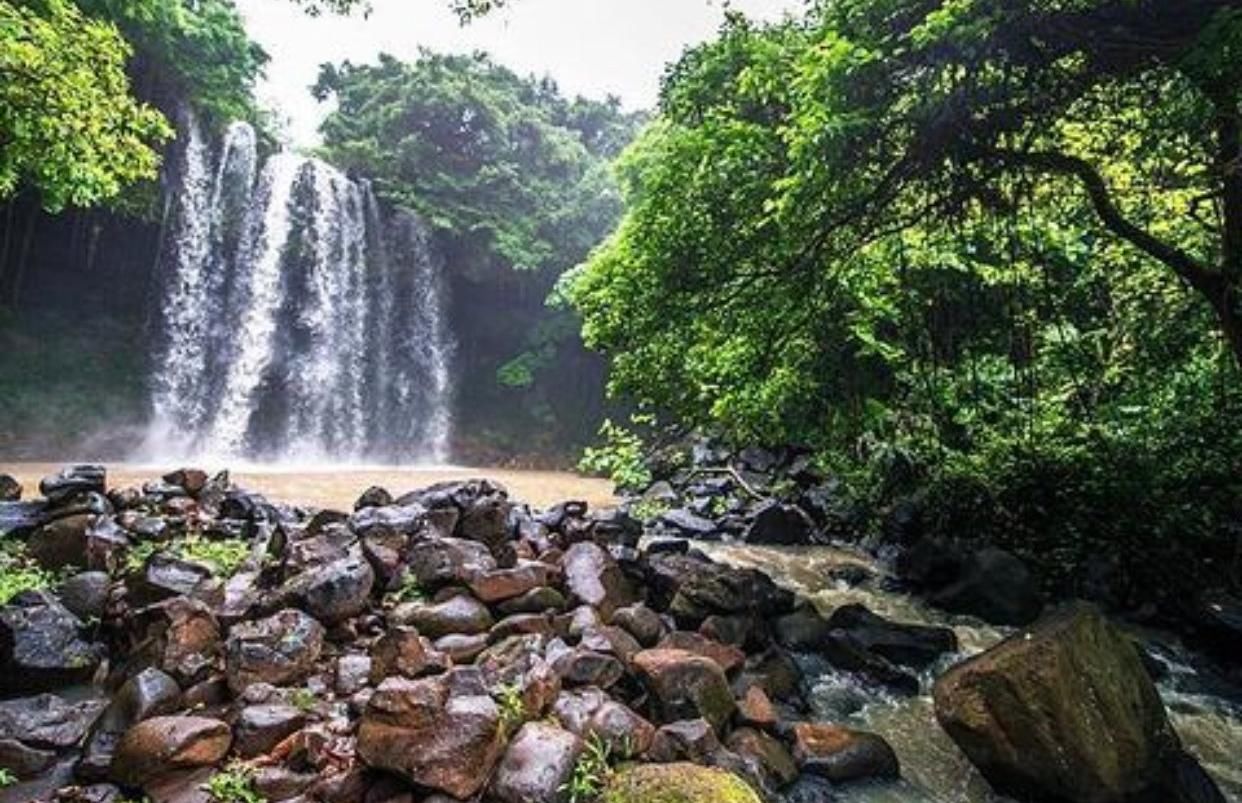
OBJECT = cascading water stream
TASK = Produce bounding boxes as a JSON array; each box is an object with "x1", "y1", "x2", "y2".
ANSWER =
[
  {"x1": 699, "y1": 542, "x2": 1242, "y2": 803},
  {"x1": 145, "y1": 115, "x2": 454, "y2": 463}
]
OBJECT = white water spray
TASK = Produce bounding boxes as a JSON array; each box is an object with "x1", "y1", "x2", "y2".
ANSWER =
[{"x1": 145, "y1": 116, "x2": 455, "y2": 463}]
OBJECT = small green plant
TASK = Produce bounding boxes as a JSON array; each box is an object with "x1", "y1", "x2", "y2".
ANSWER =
[
  {"x1": 389, "y1": 573, "x2": 427, "y2": 604},
  {"x1": 0, "y1": 768, "x2": 17, "y2": 787},
  {"x1": 288, "y1": 687, "x2": 317, "y2": 713},
  {"x1": 180, "y1": 535, "x2": 251, "y2": 576},
  {"x1": 126, "y1": 536, "x2": 251, "y2": 577},
  {"x1": 0, "y1": 542, "x2": 55, "y2": 604},
  {"x1": 201, "y1": 762, "x2": 264, "y2": 803},
  {"x1": 494, "y1": 681, "x2": 525, "y2": 735},
  {"x1": 560, "y1": 733, "x2": 613, "y2": 803},
  {"x1": 579, "y1": 418, "x2": 652, "y2": 492},
  {"x1": 628, "y1": 497, "x2": 671, "y2": 522}
]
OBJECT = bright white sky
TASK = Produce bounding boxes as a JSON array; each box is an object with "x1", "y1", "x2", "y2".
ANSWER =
[{"x1": 236, "y1": 0, "x2": 805, "y2": 146}]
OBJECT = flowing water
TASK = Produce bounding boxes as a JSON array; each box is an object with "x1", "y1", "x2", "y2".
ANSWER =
[
  {"x1": 144, "y1": 114, "x2": 454, "y2": 464},
  {"x1": 701, "y1": 543, "x2": 1242, "y2": 803}
]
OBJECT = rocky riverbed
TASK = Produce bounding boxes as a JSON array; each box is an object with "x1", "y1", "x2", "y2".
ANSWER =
[{"x1": 0, "y1": 464, "x2": 1237, "y2": 803}]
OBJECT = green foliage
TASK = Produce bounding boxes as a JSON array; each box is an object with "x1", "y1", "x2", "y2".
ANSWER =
[
  {"x1": 0, "y1": 541, "x2": 56, "y2": 604},
  {"x1": 201, "y1": 763, "x2": 263, "y2": 803},
  {"x1": 316, "y1": 51, "x2": 635, "y2": 274},
  {"x1": 74, "y1": 0, "x2": 269, "y2": 127},
  {"x1": 126, "y1": 535, "x2": 250, "y2": 577},
  {"x1": 389, "y1": 573, "x2": 427, "y2": 604},
  {"x1": 316, "y1": 50, "x2": 641, "y2": 452},
  {"x1": 179, "y1": 535, "x2": 251, "y2": 576},
  {"x1": 0, "y1": 0, "x2": 172, "y2": 211},
  {"x1": 493, "y1": 681, "x2": 525, "y2": 736},
  {"x1": 569, "y1": 2, "x2": 1242, "y2": 599},
  {"x1": 561, "y1": 733, "x2": 613, "y2": 803},
  {"x1": 0, "y1": 769, "x2": 15, "y2": 788},
  {"x1": 288, "y1": 688, "x2": 317, "y2": 713},
  {"x1": 579, "y1": 418, "x2": 652, "y2": 492}
]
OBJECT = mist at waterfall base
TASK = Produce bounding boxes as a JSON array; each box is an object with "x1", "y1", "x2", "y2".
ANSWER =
[{"x1": 137, "y1": 116, "x2": 455, "y2": 466}]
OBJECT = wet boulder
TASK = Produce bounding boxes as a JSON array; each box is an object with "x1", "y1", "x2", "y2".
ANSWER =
[
  {"x1": 601, "y1": 763, "x2": 762, "y2": 803},
  {"x1": 934, "y1": 605, "x2": 1225, "y2": 803},
  {"x1": 369, "y1": 626, "x2": 444, "y2": 681},
  {"x1": 468, "y1": 563, "x2": 551, "y2": 604},
  {"x1": 280, "y1": 554, "x2": 374, "y2": 625},
  {"x1": 225, "y1": 609, "x2": 325, "y2": 694},
  {"x1": 109, "y1": 715, "x2": 231, "y2": 789},
  {"x1": 354, "y1": 485, "x2": 393, "y2": 511},
  {"x1": 407, "y1": 537, "x2": 497, "y2": 590},
  {"x1": 632, "y1": 649, "x2": 736, "y2": 732},
  {"x1": 348, "y1": 503, "x2": 424, "y2": 538},
  {"x1": 234, "y1": 704, "x2": 306, "y2": 757},
  {"x1": 659, "y1": 509, "x2": 718, "y2": 539},
  {"x1": 0, "y1": 474, "x2": 20, "y2": 501},
  {"x1": 79, "y1": 669, "x2": 182, "y2": 780},
  {"x1": 647, "y1": 553, "x2": 794, "y2": 625},
  {"x1": 609, "y1": 603, "x2": 663, "y2": 647},
  {"x1": 929, "y1": 547, "x2": 1044, "y2": 626},
  {"x1": 357, "y1": 675, "x2": 505, "y2": 799},
  {"x1": 394, "y1": 594, "x2": 493, "y2": 639},
  {"x1": 742, "y1": 502, "x2": 818, "y2": 546},
  {"x1": 40, "y1": 465, "x2": 106, "y2": 506},
  {"x1": 562, "y1": 542, "x2": 636, "y2": 619},
  {"x1": 124, "y1": 597, "x2": 221, "y2": 685},
  {"x1": 0, "y1": 591, "x2": 103, "y2": 696},
  {"x1": 647, "y1": 718, "x2": 721, "y2": 764},
  {"x1": 0, "y1": 693, "x2": 106, "y2": 753},
  {"x1": 126, "y1": 553, "x2": 222, "y2": 608},
  {"x1": 58, "y1": 571, "x2": 112, "y2": 621},
  {"x1": 825, "y1": 604, "x2": 957, "y2": 668},
  {"x1": 161, "y1": 469, "x2": 209, "y2": 498},
  {"x1": 584, "y1": 700, "x2": 655, "y2": 758},
  {"x1": 487, "y1": 721, "x2": 582, "y2": 803},
  {"x1": 791, "y1": 723, "x2": 899, "y2": 783},
  {"x1": 0, "y1": 500, "x2": 44, "y2": 538}
]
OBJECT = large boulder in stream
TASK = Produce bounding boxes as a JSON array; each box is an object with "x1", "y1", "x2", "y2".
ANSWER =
[{"x1": 933, "y1": 604, "x2": 1225, "y2": 803}]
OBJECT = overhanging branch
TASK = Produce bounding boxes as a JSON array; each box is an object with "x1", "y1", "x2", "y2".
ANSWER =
[{"x1": 987, "y1": 147, "x2": 1224, "y2": 298}]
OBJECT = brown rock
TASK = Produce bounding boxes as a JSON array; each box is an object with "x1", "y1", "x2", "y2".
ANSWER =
[
  {"x1": 561, "y1": 542, "x2": 636, "y2": 619},
  {"x1": 933, "y1": 605, "x2": 1223, "y2": 803},
  {"x1": 234, "y1": 705, "x2": 306, "y2": 758},
  {"x1": 632, "y1": 649, "x2": 736, "y2": 732},
  {"x1": 658, "y1": 631, "x2": 745, "y2": 675},
  {"x1": 791, "y1": 723, "x2": 899, "y2": 782},
  {"x1": 225, "y1": 609, "x2": 325, "y2": 694},
  {"x1": 646, "y1": 718, "x2": 721, "y2": 764},
  {"x1": 585, "y1": 701, "x2": 654, "y2": 758},
  {"x1": 110, "y1": 716, "x2": 231, "y2": 788},
  {"x1": 487, "y1": 721, "x2": 582, "y2": 803},
  {"x1": 468, "y1": 564, "x2": 550, "y2": 604},
  {"x1": 736, "y1": 685, "x2": 778, "y2": 730},
  {"x1": 356, "y1": 676, "x2": 504, "y2": 799},
  {"x1": 370, "y1": 626, "x2": 442, "y2": 682},
  {"x1": 727, "y1": 727, "x2": 798, "y2": 789},
  {"x1": 394, "y1": 594, "x2": 493, "y2": 638}
]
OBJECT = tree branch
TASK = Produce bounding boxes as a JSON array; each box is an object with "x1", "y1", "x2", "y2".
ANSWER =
[{"x1": 987, "y1": 147, "x2": 1224, "y2": 298}]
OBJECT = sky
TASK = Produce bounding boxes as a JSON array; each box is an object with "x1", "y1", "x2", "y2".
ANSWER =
[{"x1": 236, "y1": 0, "x2": 805, "y2": 146}]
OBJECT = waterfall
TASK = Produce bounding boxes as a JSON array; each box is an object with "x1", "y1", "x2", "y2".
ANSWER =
[{"x1": 145, "y1": 116, "x2": 455, "y2": 463}]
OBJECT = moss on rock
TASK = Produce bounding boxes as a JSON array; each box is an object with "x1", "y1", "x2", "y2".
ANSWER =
[{"x1": 601, "y1": 762, "x2": 763, "y2": 803}]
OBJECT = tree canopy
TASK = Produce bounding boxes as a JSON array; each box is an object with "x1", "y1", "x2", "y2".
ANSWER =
[
  {"x1": 0, "y1": 0, "x2": 172, "y2": 211},
  {"x1": 569, "y1": 0, "x2": 1242, "y2": 590}
]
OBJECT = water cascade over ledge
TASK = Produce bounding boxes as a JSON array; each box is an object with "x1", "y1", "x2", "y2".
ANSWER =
[{"x1": 144, "y1": 115, "x2": 454, "y2": 463}]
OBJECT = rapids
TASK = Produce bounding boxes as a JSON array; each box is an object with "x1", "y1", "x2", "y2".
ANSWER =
[{"x1": 701, "y1": 543, "x2": 1242, "y2": 803}]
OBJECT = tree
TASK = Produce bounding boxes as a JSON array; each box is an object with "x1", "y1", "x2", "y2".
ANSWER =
[
  {"x1": 0, "y1": 0, "x2": 172, "y2": 211},
  {"x1": 316, "y1": 50, "x2": 642, "y2": 453}
]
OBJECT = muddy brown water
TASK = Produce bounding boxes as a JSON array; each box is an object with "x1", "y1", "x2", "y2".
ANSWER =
[{"x1": 0, "y1": 462, "x2": 618, "y2": 511}]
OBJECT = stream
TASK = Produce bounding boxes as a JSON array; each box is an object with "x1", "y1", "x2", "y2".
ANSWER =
[{"x1": 700, "y1": 542, "x2": 1242, "y2": 803}]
